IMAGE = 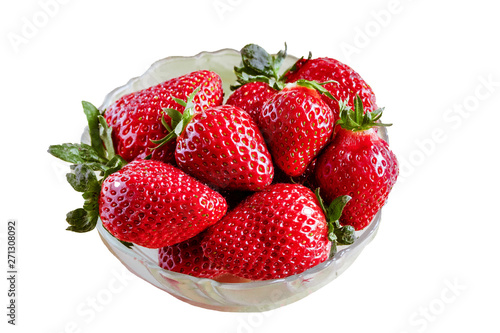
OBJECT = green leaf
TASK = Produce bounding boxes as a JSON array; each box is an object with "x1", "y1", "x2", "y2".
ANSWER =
[
  {"x1": 295, "y1": 79, "x2": 338, "y2": 101},
  {"x1": 315, "y1": 188, "x2": 327, "y2": 214},
  {"x1": 160, "y1": 114, "x2": 172, "y2": 132},
  {"x1": 354, "y1": 95, "x2": 364, "y2": 124},
  {"x1": 65, "y1": 164, "x2": 102, "y2": 233},
  {"x1": 335, "y1": 225, "x2": 356, "y2": 245},
  {"x1": 82, "y1": 186, "x2": 100, "y2": 214},
  {"x1": 66, "y1": 208, "x2": 88, "y2": 228},
  {"x1": 272, "y1": 42, "x2": 287, "y2": 77},
  {"x1": 326, "y1": 195, "x2": 352, "y2": 223},
  {"x1": 66, "y1": 164, "x2": 99, "y2": 193},
  {"x1": 103, "y1": 155, "x2": 127, "y2": 179},
  {"x1": 66, "y1": 208, "x2": 98, "y2": 233},
  {"x1": 172, "y1": 97, "x2": 187, "y2": 108},
  {"x1": 241, "y1": 44, "x2": 274, "y2": 77},
  {"x1": 314, "y1": 189, "x2": 354, "y2": 258},
  {"x1": 165, "y1": 108, "x2": 183, "y2": 128},
  {"x1": 173, "y1": 118, "x2": 185, "y2": 136},
  {"x1": 184, "y1": 86, "x2": 201, "y2": 111},
  {"x1": 98, "y1": 115, "x2": 115, "y2": 159},
  {"x1": 48, "y1": 143, "x2": 105, "y2": 165},
  {"x1": 82, "y1": 101, "x2": 106, "y2": 160}
]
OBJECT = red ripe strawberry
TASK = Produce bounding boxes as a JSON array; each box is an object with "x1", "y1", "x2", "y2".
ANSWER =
[
  {"x1": 258, "y1": 81, "x2": 335, "y2": 177},
  {"x1": 226, "y1": 81, "x2": 278, "y2": 123},
  {"x1": 201, "y1": 183, "x2": 353, "y2": 281},
  {"x1": 315, "y1": 96, "x2": 398, "y2": 230},
  {"x1": 285, "y1": 56, "x2": 378, "y2": 116},
  {"x1": 158, "y1": 231, "x2": 225, "y2": 279},
  {"x1": 104, "y1": 70, "x2": 223, "y2": 163},
  {"x1": 154, "y1": 91, "x2": 274, "y2": 191},
  {"x1": 99, "y1": 159, "x2": 228, "y2": 248}
]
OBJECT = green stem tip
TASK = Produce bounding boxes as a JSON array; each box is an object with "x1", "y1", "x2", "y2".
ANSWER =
[{"x1": 336, "y1": 94, "x2": 392, "y2": 132}]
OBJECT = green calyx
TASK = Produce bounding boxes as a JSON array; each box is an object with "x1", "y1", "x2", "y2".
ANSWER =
[
  {"x1": 149, "y1": 86, "x2": 200, "y2": 151},
  {"x1": 337, "y1": 95, "x2": 392, "y2": 132},
  {"x1": 294, "y1": 79, "x2": 338, "y2": 101},
  {"x1": 315, "y1": 189, "x2": 355, "y2": 257},
  {"x1": 48, "y1": 101, "x2": 127, "y2": 234},
  {"x1": 231, "y1": 43, "x2": 288, "y2": 91}
]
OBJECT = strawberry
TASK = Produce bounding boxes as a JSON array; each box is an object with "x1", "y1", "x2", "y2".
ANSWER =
[
  {"x1": 201, "y1": 183, "x2": 354, "y2": 281},
  {"x1": 158, "y1": 231, "x2": 225, "y2": 279},
  {"x1": 153, "y1": 90, "x2": 274, "y2": 191},
  {"x1": 257, "y1": 81, "x2": 335, "y2": 177},
  {"x1": 226, "y1": 81, "x2": 277, "y2": 123},
  {"x1": 314, "y1": 96, "x2": 398, "y2": 230},
  {"x1": 285, "y1": 56, "x2": 378, "y2": 117},
  {"x1": 104, "y1": 70, "x2": 223, "y2": 163},
  {"x1": 99, "y1": 159, "x2": 228, "y2": 248}
]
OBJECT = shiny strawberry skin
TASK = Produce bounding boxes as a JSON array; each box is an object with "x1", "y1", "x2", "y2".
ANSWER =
[
  {"x1": 315, "y1": 128, "x2": 398, "y2": 230},
  {"x1": 285, "y1": 57, "x2": 377, "y2": 116},
  {"x1": 258, "y1": 84, "x2": 334, "y2": 177},
  {"x1": 158, "y1": 231, "x2": 225, "y2": 279},
  {"x1": 99, "y1": 159, "x2": 228, "y2": 248},
  {"x1": 202, "y1": 183, "x2": 330, "y2": 281},
  {"x1": 104, "y1": 70, "x2": 223, "y2": 163},
  {"x1": 175, "y1": 105, "x2": 274, "y2": 191},
  {"x1": 226, "y1": 82, "x2": 277, "y2": 123}
]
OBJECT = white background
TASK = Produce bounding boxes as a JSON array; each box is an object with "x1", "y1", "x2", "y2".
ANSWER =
[{"x1": 1, "y1": 0, "x2": 499, "y2": 332}]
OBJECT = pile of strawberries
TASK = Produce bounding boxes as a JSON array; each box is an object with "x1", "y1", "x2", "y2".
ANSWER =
[{"x1": 49, "y1": 44, "x2": 398, "y2": 281}]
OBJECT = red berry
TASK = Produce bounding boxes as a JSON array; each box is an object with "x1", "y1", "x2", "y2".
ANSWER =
[
  {"x1": 175, "y1": 104, "x2": 274, "y2": 191},
  {"x1": 99, "y1": 159, "x2": 228, "y2": 248},
  {"x1": 315, "y1": 98, "x2": 398, "y2": 230},
  {"x1": 202, "y1": 183, "x2": 330, "y2": 280},
  {"x1": 104, "y1": 70, "x2": 223, "y2": 163},
  {"x1": 258, "y1": 82, "x2": 334, "y2": 177}
]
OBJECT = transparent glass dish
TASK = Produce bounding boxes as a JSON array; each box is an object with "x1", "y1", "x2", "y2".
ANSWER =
[{"x1": 95, "y1": 49, "x2": 386, "y2": 312}]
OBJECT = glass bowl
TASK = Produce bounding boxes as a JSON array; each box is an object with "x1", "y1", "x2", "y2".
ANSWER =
[{"x1": 95, "y1": 48, "x2": 386, "y2": 312}]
